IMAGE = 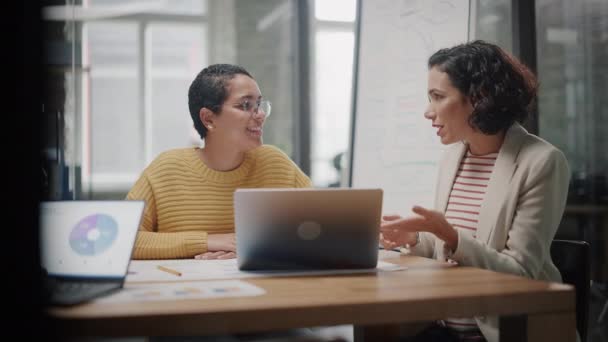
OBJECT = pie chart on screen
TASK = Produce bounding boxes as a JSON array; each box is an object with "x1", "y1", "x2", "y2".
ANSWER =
[{"x1": 69, "y1": 213, "x2": 118, "y2": 255}]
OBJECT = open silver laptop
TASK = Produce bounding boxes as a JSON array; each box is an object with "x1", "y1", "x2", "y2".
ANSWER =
[
  {"x1": 234, "y1": 188, "x2": 383, "y2": 271},
  {"x1": 39, "y1": 200, "x2": 144, "y2": 306}
]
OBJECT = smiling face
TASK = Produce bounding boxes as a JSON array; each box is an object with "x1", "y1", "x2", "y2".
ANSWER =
[
  {"x1": 424, "y1": 67, "x2": 475, "y2": 145},
  {"x1": 205, "y1": 74, "x2": 266, "y2": 152}
]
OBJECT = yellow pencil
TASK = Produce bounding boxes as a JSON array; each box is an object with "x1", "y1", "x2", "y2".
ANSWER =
[{"x1": 157, "y1": 265, "x2": 182, "y2": 277}]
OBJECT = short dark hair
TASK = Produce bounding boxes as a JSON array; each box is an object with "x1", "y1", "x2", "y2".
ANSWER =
[
  {"x1": 188, "y1": 64, "x2": 253, "y2": 139},
  {"x1": 428, "y1": 40, "x2": 537, "y2": 135}
]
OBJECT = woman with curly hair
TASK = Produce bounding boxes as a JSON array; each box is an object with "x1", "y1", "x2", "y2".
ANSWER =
[{"x1": 380, "y1": 40, "x2": 571, "y2": 342}]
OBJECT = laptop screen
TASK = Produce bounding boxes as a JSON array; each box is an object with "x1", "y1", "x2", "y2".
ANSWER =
[{"x1": 39, "y1": 201, "x2": 144, "y2": 278}]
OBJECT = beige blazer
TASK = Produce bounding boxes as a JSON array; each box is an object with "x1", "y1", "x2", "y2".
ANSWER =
[{"x1": 410, "y1": 123, "x2": 571, "y2": 342}]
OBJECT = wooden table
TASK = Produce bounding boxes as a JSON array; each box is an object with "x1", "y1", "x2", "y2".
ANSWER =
[{"x1": 47, "y1": 255, "x2": 575, "y2": 341}]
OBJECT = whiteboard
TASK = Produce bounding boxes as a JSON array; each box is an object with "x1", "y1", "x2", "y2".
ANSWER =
[{"x1": 349, "y1": 0, "x2": 470, "y2": 215}]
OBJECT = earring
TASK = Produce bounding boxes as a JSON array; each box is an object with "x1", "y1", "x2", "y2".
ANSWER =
[{"x1": 207, "y1": 125, "x2": 213, "y2": 129}]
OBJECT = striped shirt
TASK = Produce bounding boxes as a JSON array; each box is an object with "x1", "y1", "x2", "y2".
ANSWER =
[{"x1": 443, "y1": 150, "x2": 498, "y2": 335}]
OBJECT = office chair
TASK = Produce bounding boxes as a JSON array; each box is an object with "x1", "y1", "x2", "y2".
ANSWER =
[
  {"x1": 550, "y1": 239, "x2": 590, "y2": 342},
  {"x1": 599, "y1": 299, "x2": 607, "y2": 323}
]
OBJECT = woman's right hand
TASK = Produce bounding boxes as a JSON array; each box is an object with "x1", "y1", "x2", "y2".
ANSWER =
[
  {"x1": 194, "y1": 233, "x2": 236, "y2": 260},
  {"x1": 207, "y1": 233, "x2": 236, "y2": 252},
  {"x1": 195, "y1": 251, "x2": 236, "y2": 260}
]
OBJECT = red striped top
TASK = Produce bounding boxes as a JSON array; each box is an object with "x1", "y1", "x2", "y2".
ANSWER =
[
  {"x1": 446, "y1": 151, "x2": 498, "y2": 238},
  {"x1": 443, "y1": 150, "x2": 498, "y2": 333}
]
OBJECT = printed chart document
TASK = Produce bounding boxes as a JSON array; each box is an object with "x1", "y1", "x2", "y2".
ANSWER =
[
  {"x1": 127, "y1": 258, "x2": 405, "y2": 283},
  {"x1": 95, "y1": 280, "x2": 265, "y2": 303}
]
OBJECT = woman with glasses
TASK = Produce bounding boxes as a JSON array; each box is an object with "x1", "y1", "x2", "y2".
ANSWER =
[
  {"x1": 380, "y1": 41, "x2": 571, "y2": 342},
  {"x1": 127, "y1": 64, "x2": 311, "y2": 260}
]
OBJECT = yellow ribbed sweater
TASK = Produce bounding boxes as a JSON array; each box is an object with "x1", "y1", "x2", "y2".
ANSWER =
[{"x1": 126, "y1": 145, "x2": 312, "y2": 259}]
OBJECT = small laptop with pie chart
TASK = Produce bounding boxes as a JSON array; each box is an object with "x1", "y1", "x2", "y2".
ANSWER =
[
  {"x1": 39, "y1": 200, "x2": 145, "y2": 306},
  {"x1": 234, "y1": 188, "x2": 382, "y2": 271}
]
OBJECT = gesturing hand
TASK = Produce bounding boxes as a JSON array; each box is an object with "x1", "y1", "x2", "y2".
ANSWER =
[
  {"x1": 379, "y1": 214, "x2": 417, "y2": 250},
  {"x1": 380, "y1": 206, "x2": 458, "y2": 252}
]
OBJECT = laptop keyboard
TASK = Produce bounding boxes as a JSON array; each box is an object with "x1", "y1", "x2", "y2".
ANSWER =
[
  {"x1": 53, "y1": 280, "x2": 105, "y2": 293},
  {"x1": 45, "y1": 278, "x2": 121, "y2": 306}
]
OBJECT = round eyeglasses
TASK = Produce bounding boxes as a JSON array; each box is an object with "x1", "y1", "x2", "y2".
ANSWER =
[{"x1": 237, "y1": 99, "x2": 272, "y2": 118}]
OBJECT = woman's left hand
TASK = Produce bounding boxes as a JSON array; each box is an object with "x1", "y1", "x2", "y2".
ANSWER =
[
  {"x1": 380, "y1": 206, "x2": 459, "y2": 252},
  {"x1": 380, "y1": 214, "x2": 417, "y2": 249}
]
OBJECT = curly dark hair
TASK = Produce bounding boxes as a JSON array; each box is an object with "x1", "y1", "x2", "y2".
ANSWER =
[
  {"x1": 428, "y1": 40, "x2": 537, "y2": 135},
  {"x1": 188, "y1": 64, "x2": 253, "y2": 139}
]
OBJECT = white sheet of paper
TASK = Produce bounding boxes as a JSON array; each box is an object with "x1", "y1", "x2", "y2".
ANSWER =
[
  {"x1": 126, "y1": 259, "x2": 405, "y2": 283},
  {"x1": 95, "y1": 280, "x2": 265, "y2": 303}
]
